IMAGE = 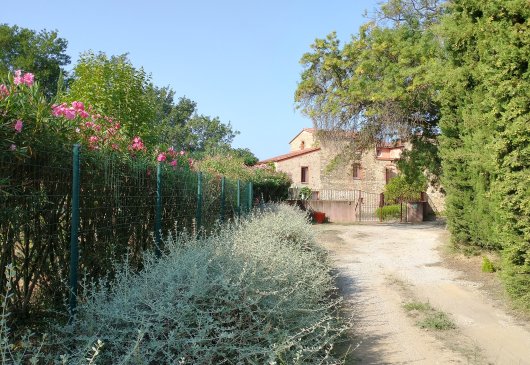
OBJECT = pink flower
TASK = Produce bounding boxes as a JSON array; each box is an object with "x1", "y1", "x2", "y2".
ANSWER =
[
  {"x1": 14, "y1": 120, "x2": 23, "y2": 133},
  {"x1": 170, "y1": 160, "x2": 177, "y2": 167},
  {"x1": 157, "y1": 153, "x2": 167, "y2": 162},
  {"x1": 9, "y1": 144, "x2": 16, "y2": 151},
  {"x1": 23, "y1": 73, "x2": 34, "y2": 87},
  {"x1": 0, "y1": 84, "x2": 9, "y2": 98},
  {"x1": 72, "y1": 101, "x2": 85, "y2": 111},
  {"x1": 85, "y1": 121, "x2": 94, "y2": 129},
  {"x1": 78, "y1": 110, "x2": 90, "y2": 119},
  {"x1": 111, "y1": 143, "x2": 119, "y2": 150},
  {"x1": 13, "y1": 70, "x2": 23, "y2": 86},
  {"x1": 89, "y1": 136, "x2": 99, "y2": 144},
  {"x1": 129, "y1": 136, "x2": 145, "y2": 151},
  {"x1": 180, "y1": 150, "x2": 185, "y2": 156},
  {"x1": 64, "y1": 108, "x2": 76, "y2": 120}
]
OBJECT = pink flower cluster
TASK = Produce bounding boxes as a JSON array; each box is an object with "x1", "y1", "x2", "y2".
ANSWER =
[
  {"x1": 156, "y1": 147, "x2": 187, "y2": 167},
  {"x1": 14, "y1": 120, "x2": 23, "y2": 133},
  {"x1": 129, "y1": 136, "x2": 146, "y2": 152},
  {"x1": 0, "y1": 84, "x2": 9, "y2": 99},
  {"x1": 52, "y1": 101, "x2": 90, "y2": 120},
  {"x1": 13, "y1": 70, "x2": 34, "y2": 87}
]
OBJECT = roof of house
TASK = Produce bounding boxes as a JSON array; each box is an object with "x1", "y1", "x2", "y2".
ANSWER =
[
  {"x1": 258, "y1": 146, "x2": 321, "y2": 164},
  {"x1": 288, "y1": 128, "x2": 315, "y2": 144}
]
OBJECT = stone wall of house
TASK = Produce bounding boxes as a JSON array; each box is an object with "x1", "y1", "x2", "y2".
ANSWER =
[
  {"x1": 426, "y1": 184, "x2": 446, "y2": 213},
  {"x1": 319, "y1": 140, "x2": 397, "y2": 194},
  {"x1": 275, "y1": 150, "x2": 321, "y2": 190},
  {"x1": 289, "y1": 130, "x2": 317, "y2": 152}
]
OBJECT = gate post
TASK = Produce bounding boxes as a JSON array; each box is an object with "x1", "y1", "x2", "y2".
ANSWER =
[
  {"x1": 155, "y1": 163, "x2": 162, "y2": 257},
  {"x1": 236, "y1": 179, "x2": 241, "y2": 219},
  {"x1": 379, "y1": 193, "x2": 385, "y2": 222},
  {"x1": 196, "y1": 172, "x2": 203, "y2": 232},
  {"x1": 69, "y1": 144, "x2": 81, "y2": 323},
  {"x1": 220, "y1": 176, "x2": 225, "y2": 223}
]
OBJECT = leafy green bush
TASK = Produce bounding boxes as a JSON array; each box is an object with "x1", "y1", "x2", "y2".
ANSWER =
[
  {"x1": 375, "y1": 204, "x2": 401, "y2": 221},
  {"x1": 198, "y1": 155, "x2": 291, "y2": 202},
  {"x1": 1, "y1": 204, "x2": 347, "y2": 364},
  {"x1": 481, "y1": 257, "x2": 495, "y2": 273},
  {"x1": 384, "y1": 175, "x2": 425, "y2": 203}
]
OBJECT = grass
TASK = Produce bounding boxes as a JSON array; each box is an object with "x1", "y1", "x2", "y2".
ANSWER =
[{"x1": 403, "y1": 301, "x2": 456, "y2": 331}]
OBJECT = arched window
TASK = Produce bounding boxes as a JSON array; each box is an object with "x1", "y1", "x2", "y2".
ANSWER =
[{"x1": 300, "y1": 141, "x2": 305, "y2": 150}]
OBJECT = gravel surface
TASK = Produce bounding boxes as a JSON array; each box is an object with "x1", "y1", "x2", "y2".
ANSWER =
[{"x1": 316, "y1": 222, "x2": 530, "y2": 365}]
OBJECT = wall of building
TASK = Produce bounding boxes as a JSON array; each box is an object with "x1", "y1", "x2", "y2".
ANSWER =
[
  {"x1": 275, "y1": 150, "x2": 321, "y2": 190},
  {"x1": 289, "y1": 130, "x2": 317, "y2": 152},
  {"x1": 318, "y1": 140, "x2": 398, "y2": 194}
]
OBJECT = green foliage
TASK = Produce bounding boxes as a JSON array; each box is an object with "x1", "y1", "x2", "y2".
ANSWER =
[
  {"x1": 1, "y1": 205, "x2": 348, "y2": 364},
  {"x1": 66, "y1": 52, "x2": 158, "y2": 144},
  {"x1": 197, "y1": 155, "x2": 291, "y2": 202},
  {"x1": 295, "y1": 8, "x2": 441, "y2": 163},
  {"x1": 384, "y1": 174, "x2": 425, "y2": 203},
  {"x1": 403, "y1": 301, "x2": 431, "y2": 312},
  {"x1": 403, "y1": 300, "x2": 456, "y2": 330},
  {"x1": 376, "y1": 204, "x2": 402, "y2": 220},
  {"x1": 0, "y1": 24, "x2": 70, "y2": 98},
  {"x1": 299, "y1": 186, "x2": 313, "y2": 200},
  {"x1": 229, "y1": 147, "x2": 258, "y2": 166},
  {"x1": 481, "y1": 257, "x2": 495, "y2": 273},
  {"x1": 418, "y1": 311, "x2": 456, "y2": 330},
  {"x1": 437, "y1": 0, "x2": 530, "y2": 306}
]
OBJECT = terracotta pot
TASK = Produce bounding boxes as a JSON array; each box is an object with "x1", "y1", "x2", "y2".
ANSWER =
[{"x1": 313, "y1": 211, "x2": 326, "y2": 224}]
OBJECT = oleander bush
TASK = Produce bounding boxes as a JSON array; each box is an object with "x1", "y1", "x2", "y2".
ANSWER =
[{"x1": 1, "y1": 204, "x2": 348, "y2": 364}]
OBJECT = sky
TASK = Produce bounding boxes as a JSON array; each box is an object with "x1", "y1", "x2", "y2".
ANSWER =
[{"x1": 2, "y1": 0, "x2": 380, "y2": 160}]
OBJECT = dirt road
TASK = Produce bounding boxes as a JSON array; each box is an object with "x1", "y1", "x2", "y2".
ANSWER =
[{"x1": 316, "y1": 223, "x2": 530, "y2": 365}]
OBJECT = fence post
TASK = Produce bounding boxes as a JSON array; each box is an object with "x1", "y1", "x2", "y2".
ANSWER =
[
  {"x1": 196, "y1": 172, "x2": 203, "y2": 232},
  {"x1": 247, "y1": 181, "x2": 253, "y2": 213},
  {"x1": 236, "y1": 179, "x2": 241, "y2": 219},
  {"x1": 379, "y1": 193, "x2": 384, "y2": 222},
  {"x1": 155, "y1": 163, "x2": 162, "y2": 257},
  {"x1": 69, "y1": 144, "x2": 81, "y2": 323},
  {"x1": 220, "y1": 176, "x2": 225, "y2": 223}
]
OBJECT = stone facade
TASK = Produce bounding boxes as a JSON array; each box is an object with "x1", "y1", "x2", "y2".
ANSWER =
[
  {"x1": 318, "y1": 138, "x2": 400, "y2": 194},
  {"x1": 275, "y1": 148, "x2": 321, "y2": 188},
  {"x1": 289, "y1": 128, "x2": 317, "y2": 151},
  {"x1": 260, "y1": 128, "x2": 445, "y2": 212}
]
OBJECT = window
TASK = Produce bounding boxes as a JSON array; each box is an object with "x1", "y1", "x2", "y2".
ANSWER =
[
  {"x1": 385, "y1": 167, "x2": 397, "y2": 184},
  {"x1": 300, "y1": 141, "x2": 305, "y2": 150},
  {"x1": 353, "y1": 163, "x2": 362, "y2": 180},
  {"x1": 301, "y1": 166, "x2": 309, "y2": 183}
]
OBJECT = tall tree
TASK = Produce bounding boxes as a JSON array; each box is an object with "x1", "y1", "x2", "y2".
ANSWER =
[
  {"x1": 0, "y1": 24, "x2": 70, "y2": 98},
  {"x1": 295, "y1": 2, "x2": 443, "y2": 180},
  {"x1": 437, "y1": 0, "x2": 530, "y2": 307},
  {"x1": 66, "y1": 51, "x2": 158, "y2": 143}
]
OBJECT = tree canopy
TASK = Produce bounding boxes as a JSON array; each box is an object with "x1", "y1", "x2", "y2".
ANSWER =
[
  {"x1": 0, "y1": 23, "x2": 70, "y2": 98},
  {"x1": 296, "y1": 0, "x2": 530, "y2": 309}
]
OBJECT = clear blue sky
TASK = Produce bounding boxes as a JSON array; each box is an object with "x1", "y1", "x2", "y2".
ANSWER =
[{"x1": 3, "y1": 0, "x2": 380, "y2": 159}]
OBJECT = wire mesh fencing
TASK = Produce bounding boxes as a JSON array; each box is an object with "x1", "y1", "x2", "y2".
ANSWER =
[{"x1": 1, "y1": 144, "x2": 254, "y2": 324}]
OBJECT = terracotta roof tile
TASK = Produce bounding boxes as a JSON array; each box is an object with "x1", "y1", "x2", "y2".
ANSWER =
[{"x1": 258, "y1": 147, "x2": 320, "y2": 164}]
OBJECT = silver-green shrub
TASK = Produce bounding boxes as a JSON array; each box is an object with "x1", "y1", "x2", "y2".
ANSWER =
[{"x1": 2, "y1": 204, "x2": 348, "y2": 364}]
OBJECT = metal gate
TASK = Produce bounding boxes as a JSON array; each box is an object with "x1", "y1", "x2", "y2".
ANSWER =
[{"x1": 317, "y1": 189, "x2": 385, "y2": 222}]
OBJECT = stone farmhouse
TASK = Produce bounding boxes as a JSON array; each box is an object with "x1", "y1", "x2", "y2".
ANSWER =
[
  {"x1": 259, "y1": 128, "x2": 444, "y2": 221},
  {"x1": 259, "y1": 128, "x2": 403, "y2": 196}
]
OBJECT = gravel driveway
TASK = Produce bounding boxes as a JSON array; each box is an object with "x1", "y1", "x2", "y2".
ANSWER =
[{"x1": 315, "y1": 222, "x2": 530, "y2": 365}]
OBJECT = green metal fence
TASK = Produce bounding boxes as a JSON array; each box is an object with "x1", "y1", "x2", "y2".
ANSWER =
[{"x1": 0, "y1": 144, "x2": 252, "y2": 323}]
